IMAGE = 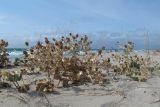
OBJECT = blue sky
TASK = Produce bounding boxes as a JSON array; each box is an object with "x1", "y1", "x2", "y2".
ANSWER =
[{"x1": 0, "y1": 0, "x2": 160, "y2": 49}]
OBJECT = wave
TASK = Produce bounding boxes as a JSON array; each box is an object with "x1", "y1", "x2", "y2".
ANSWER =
[
  {"x1": 8, "y1": 51, "x2": 23, "y2": 58},
  {"x1": 6, "y1": 48, "x2": 148, "y2": 59}
]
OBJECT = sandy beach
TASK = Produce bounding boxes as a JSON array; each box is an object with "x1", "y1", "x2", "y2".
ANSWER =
[{"x1": 0, "y1": 51, "x2": 160, "y2": 107}]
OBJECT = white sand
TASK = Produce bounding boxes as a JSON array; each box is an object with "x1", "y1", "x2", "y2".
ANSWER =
[
  {"x1": 1, "y1": 52, "x2": 160, "y2": 107},
  {"x1": 1, "y1": 75, "x2": 160, "y2": 107}
]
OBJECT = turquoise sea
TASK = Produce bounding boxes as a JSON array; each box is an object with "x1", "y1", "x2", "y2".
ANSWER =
[
  {"x1": 7, "y1": 48, "x2": 153, "y2": 62},
  {"x1": 7, "y1": 48, "x2": 25, "y2": 61}
]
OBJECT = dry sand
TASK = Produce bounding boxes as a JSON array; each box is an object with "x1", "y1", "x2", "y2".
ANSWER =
[{"x1": 1, "y1": 51, "x2": 160, "y2": 107}]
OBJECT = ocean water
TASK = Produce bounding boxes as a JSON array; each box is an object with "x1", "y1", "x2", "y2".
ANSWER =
[
  {"x1": 6, "y1": 48, "x2": 148, "y2": 62},
  {"x1": 7, "y1": 48, "x2": 25, "y2": 61}
]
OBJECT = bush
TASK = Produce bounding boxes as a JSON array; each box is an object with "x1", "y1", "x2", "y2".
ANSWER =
[{"x1": 0, "y1": 40, "x2": 9, "y2": 67}]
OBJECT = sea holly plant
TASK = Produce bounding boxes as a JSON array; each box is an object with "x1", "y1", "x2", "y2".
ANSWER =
[
  {"x1": 23, "y1": 33, "x2": 107, "y2": 91},
  {"x1": 117, "y1": 41, "x2": 148, "y2": 81},
  {"x1": 0, "y1": 39, "x2": 9, "y2": 68},
  {"x1": 104, "y1": 41, "x2": 149, "y2": 82},
  {"x1": 0, "y1": 70, "x2": 30, "y2": 93},
  {"x1": 22, "y1": 34, "x2": 155, "y2": 93},
  {"x1": 123, "y1": 41, "x2": 134, "y2": 55}
]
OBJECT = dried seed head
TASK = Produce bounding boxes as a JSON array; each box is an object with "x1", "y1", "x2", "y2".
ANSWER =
[
  {"x1": 76, "y1": 34, "x2": 79, "y2": 38},
  {"x1": 75, "y1": 43, "x2": 78, "y2": 46},
  {"x1": 37, "y1": 41, "x2": 41, "y2": 45},
  {"x1": 45, "y1": 37, "x2": 49, "y2": 44},
  {"x1": 72, "y1": 36, "x2": 76, "y2": 39},
  {"x1": 25, "y1": 42, "x2": 29, "y2": 46},
  {"x1": 66, "y1": 38, "x2": 70, "y2": 42},
  {"x1": 52, "y1": 38, "x2": 56, "y2": 41}
]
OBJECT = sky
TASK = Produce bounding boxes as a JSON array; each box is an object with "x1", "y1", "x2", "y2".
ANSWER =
[{"x1": 0, "y1": 0, "x2": 160, "y2": 49}]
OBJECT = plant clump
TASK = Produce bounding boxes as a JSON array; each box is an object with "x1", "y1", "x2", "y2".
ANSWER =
[
  {"x1": 0, "y1": 39, "x2": 9, "y2": 67},
  {"x1": 0, "y1": 70, "x2": 30, "y2": 93},
  {"x1": 0, "y1": 34, "x2": 156, "y2": 94},
  {"x1": 36, "y1": 79, "x2": 54, "y2": 93},
  {"x1": 108, "y1": 41, "x2": 148, "y2": 81},
  {"x1": 23, "y1": 33, "x2": 107, "y2": 90}
]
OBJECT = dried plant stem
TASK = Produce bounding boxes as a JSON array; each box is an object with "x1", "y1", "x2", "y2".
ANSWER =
[{"x1": 39, "y1": 92, "x2": 52, "y2": 107}]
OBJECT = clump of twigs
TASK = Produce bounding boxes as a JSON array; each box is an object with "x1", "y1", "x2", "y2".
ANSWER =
[
  {"x1": 109, "y1": 41, "x2": 148, "y2": 81},
  {"x1": 8, "y1": 33, "x2": 155, "y2": 93},
  {"x1": 0, "y1": 34, "x2": 157, "y2": 95},
  {"x1": 0, "y1": 70, "x2": 30, "y2": 93},
  {"x1": 14, "y1": 58, "x2": 22, "y2": 66},
  {"x1": 0, "y1": 39, "x2": 9, "y2": 67},
  {"x1": 36, "y1": 79, "x2": 54, "y2": 93},
  {"x1": 23, "y1": 33, "x2": 107, "y2": 90}
]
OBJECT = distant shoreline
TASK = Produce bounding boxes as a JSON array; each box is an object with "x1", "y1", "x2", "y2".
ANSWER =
[{"x1": 6, "y1": 48, "x2": 160, "y2": 51}]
